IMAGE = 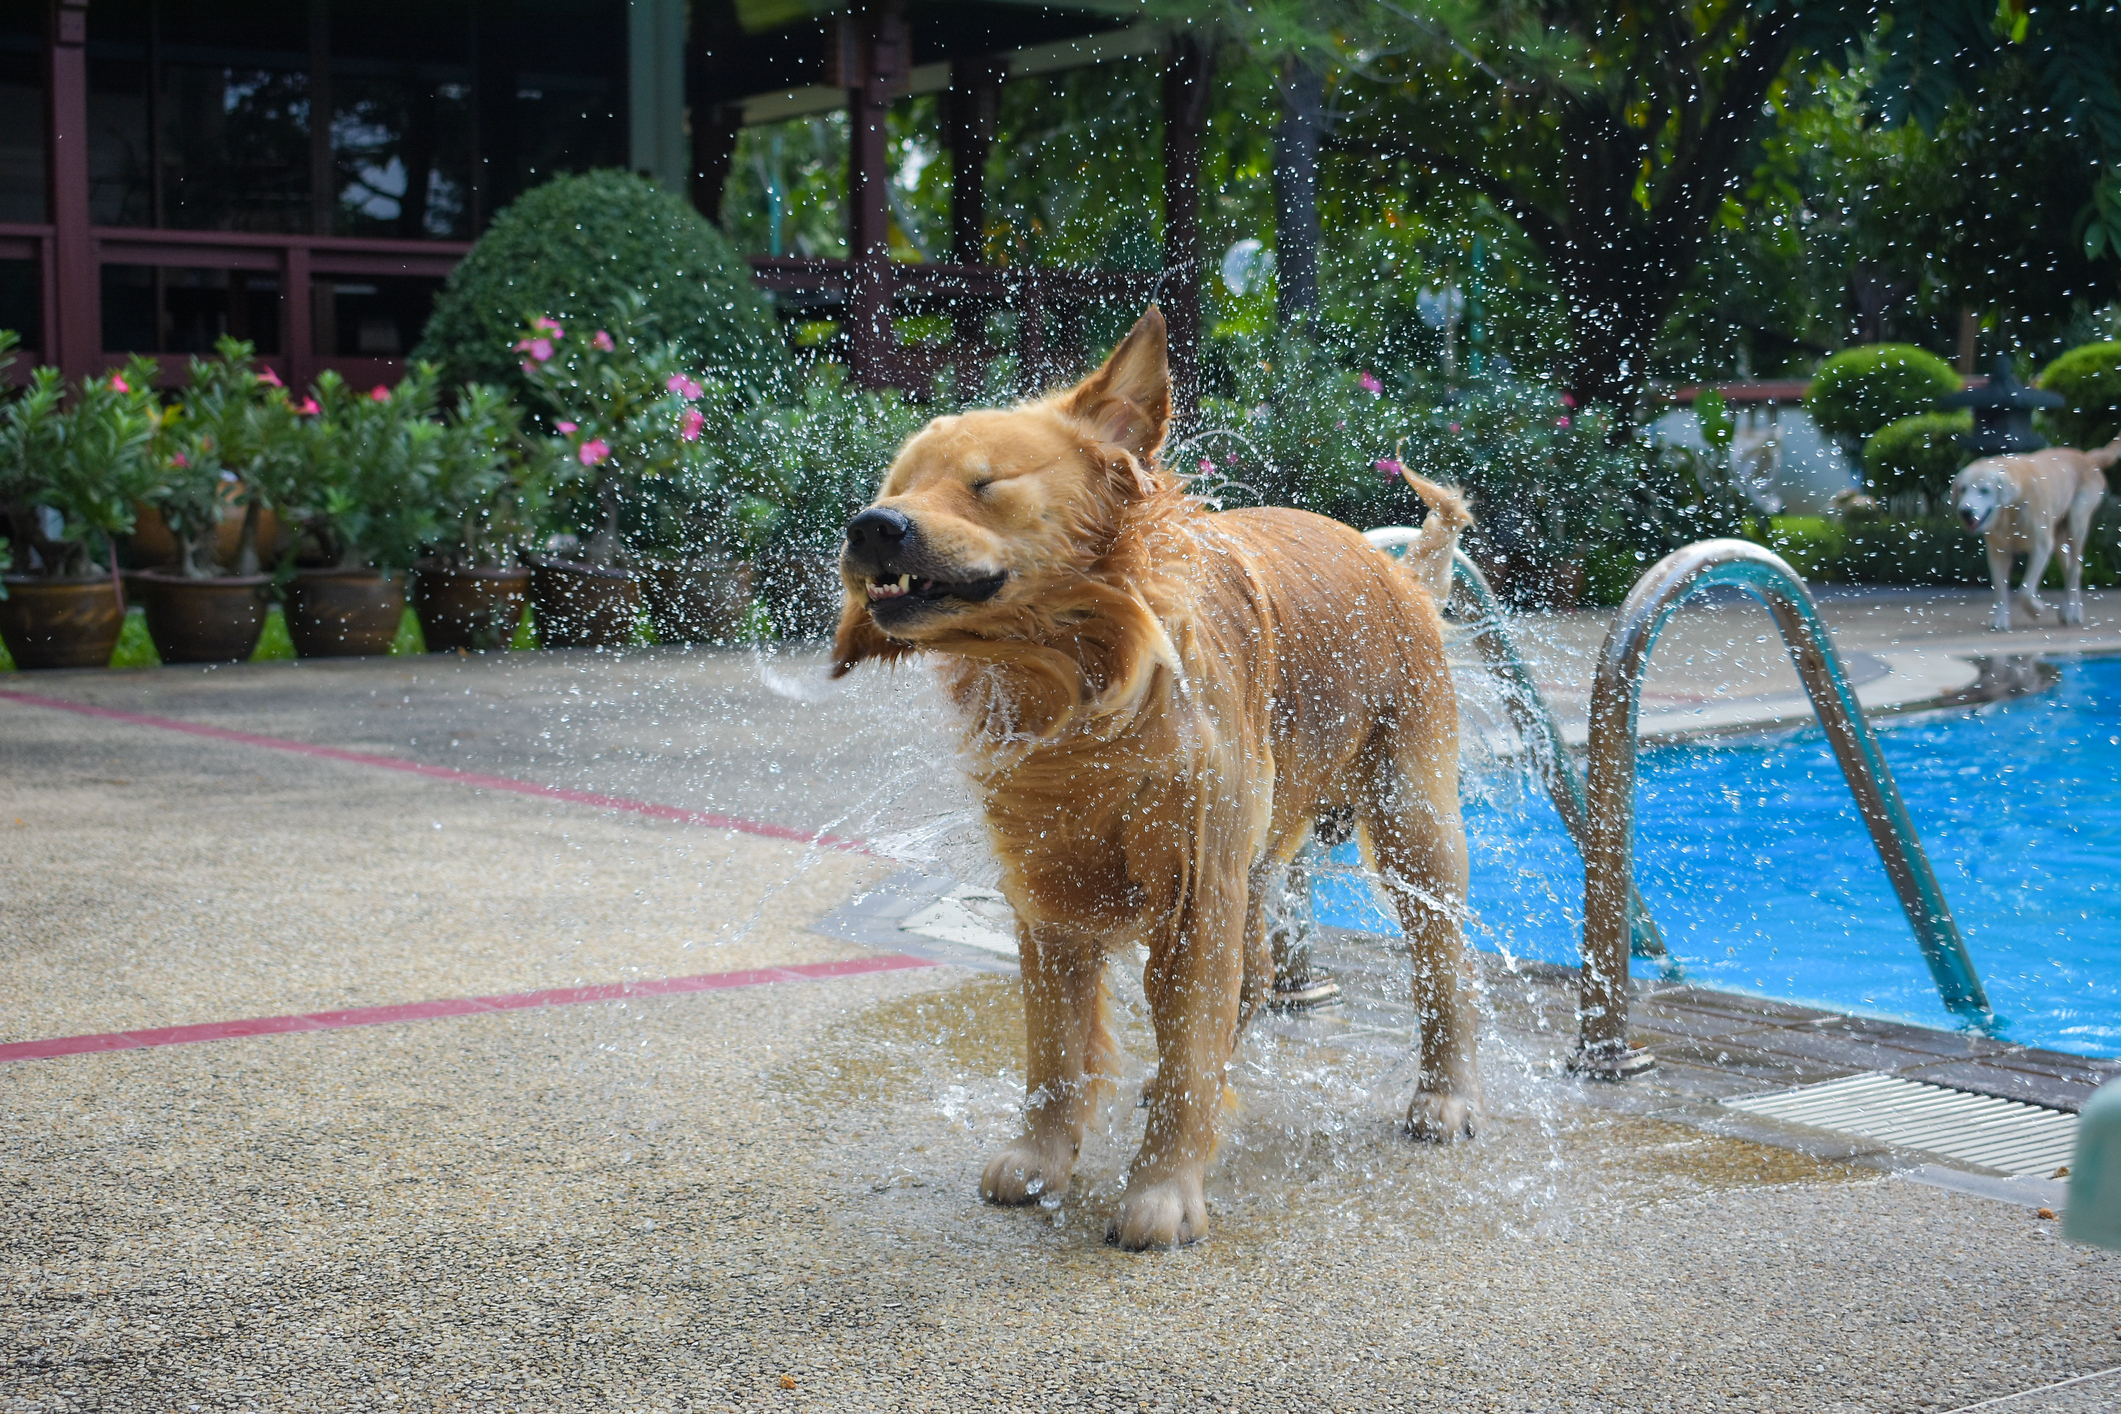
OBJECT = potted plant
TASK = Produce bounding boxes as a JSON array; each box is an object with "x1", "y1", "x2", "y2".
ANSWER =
[
  {"x1": 753, "y1": 365, "x2": 925, "y2": 639},
  {"x1": 127, "y1": 342, "x2": 301, "y2": 663},
  {"x1": 515, "y1": 306, "x2": 782, "y2": 647},
  {"x1": 0, "y1": 344, "x2": 163, "y2": 669},
  {"x1": 412, "y1": 384, "x2": 555, "y2": 651},
  {"x1": 277, "y1": 370, "x2": 440, "y2": 657}
]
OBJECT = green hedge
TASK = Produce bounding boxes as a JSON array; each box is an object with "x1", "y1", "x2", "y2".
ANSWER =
[
  {"x1": 1753, "y1": 514, "x2": 2120, "y2": 588},
  {"x1": 2037, "y1": 341, "x2": 2121, "y2": 450},
  {"x1": 1862, "y1": 411, "x2": 1972, "y2": 498},
  {"x1": 413, "y1": 171, "x2": 783, "y2": 398},
  {"x1": 1805, "y1": 344, "x2": 1962, "y2": 444}
]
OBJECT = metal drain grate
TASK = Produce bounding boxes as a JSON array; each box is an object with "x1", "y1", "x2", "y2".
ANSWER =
[{"x1": 1722, "y1": 1072, "x2": 2077, "y2": 1178}]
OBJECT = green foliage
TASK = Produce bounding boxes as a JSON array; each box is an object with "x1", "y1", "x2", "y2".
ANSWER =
[
  {"x1": 426, "y1": 384, "x2": 560, "y2": 569},
  {"x1": 2037, "y1": 341, "x2": 2121, "y2": 450},
  {"x1": 164, "y1": 338, "x2": 306, "y2": 576},
  {"x1": 1863, "y1": 411, "x2": 1973, "y2": 498},
  {"x1": 756, "y1": 364, "x2": 928, "y2": 555},
  {"x1": 0, "y1": 355, "x2": 163, "y2": 579},
  {"x1": 413, "y1": 170, "x2": 784, "y2": 398},
  {"x1": 281, "y1": 370, "x2": 445, "y2": 572},
  {"x1": 1805, "y1": 344, "x2": 1961, "y2": 444},
  {"x1": 516, "y1": 303, "x2": 783, "y2": 567}
]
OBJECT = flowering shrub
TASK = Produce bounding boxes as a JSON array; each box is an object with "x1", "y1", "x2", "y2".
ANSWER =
[
  {"x1": 425, "y1": 383, "x2": 561, "y2": 570},
  {"x1": 514, "y1": 302, "x2": 783, "y2": 567},
  {"x1": 163, "y1": 338, "x2": 307, "y2": 576},
  {"x1": 279, "y1": 370, "x2": 445, "y2": 572},
  {"x1": 0, "y1": 344, "x2": 164, "y2": 579}
]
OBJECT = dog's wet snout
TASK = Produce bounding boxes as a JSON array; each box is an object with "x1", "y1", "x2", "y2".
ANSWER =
[{"x1": 845, "y1": 506, "x2": 914, "y2": 570}]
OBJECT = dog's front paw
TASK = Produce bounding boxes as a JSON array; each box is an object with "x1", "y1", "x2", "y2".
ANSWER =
[
  {"x1": 1405, "y1": 1088, "x2": 1481, "y2": 1142},
  {"x1": 1990, "y1": 606, "x2": 2014, "y2": 632},
  {"x1": 2063, "y1": 594, "x2": 2086, "y2": 627},
  {"x1": 1107, "y1": 1174, "x2": 1207, "y2": 1249},
  {"x1": 980, "y1": 1136, "x2": 1074, "y2": 1206}
]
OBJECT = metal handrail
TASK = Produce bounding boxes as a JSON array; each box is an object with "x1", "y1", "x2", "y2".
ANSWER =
[
  {"x1": 1572, "y1": 538, "x2": 1991, "y2": 1079},
  {"x1": 1358, "y1": 532, "x2": 1669, "y2": 965}
]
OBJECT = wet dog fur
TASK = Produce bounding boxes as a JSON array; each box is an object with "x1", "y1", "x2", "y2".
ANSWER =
[
  {"x1": 832, "y1": 309, "x2": 1478, "y2": 1248},
  {"x1": 1950, "y1": 441, "x2": 2115, "y2": 630}
]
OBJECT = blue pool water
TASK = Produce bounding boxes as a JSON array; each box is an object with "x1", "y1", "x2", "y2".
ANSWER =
[{"x1": 1315, "y1": 654, "x2": 2121, "y2": 1057}]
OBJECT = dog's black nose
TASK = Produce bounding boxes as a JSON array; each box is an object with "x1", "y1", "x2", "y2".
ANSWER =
[{"x1": 846, "y1": 506, "x2": 912, "y2": 552}]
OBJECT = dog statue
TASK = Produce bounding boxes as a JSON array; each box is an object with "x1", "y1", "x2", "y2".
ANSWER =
[
  {"x1": 1949, "y1": 439, "x2": 2115, "y2": 630},
  {"x1": 832, "y1": 308, "x2": 1478, "y2": 1248}
]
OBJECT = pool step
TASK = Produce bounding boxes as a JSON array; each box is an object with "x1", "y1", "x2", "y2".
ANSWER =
[{"x1": 1722, "y1": 1071, "x2": 2077, "y2": 1178}]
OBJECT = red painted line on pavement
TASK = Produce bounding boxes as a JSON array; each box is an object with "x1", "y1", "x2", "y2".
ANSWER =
[
  {"x1": 0, "y1": 686, "x2": 866, "y2": 853},
  {"x1": 0, "y1": 954, "x2": 937, "y2": 1066}
]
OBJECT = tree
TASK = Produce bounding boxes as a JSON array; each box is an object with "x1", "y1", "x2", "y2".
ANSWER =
[{"x1": 1316, "y1": 2, "x2": 1874, "y2": 421}]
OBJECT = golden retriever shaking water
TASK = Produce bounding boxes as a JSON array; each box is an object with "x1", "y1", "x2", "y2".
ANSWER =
[{"x1": 833, "y1": 309, "x2": 1478, "y2": 1249}]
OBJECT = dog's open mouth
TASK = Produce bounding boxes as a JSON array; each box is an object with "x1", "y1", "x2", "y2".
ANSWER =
[{"x1": 865, "y1": 572, "x2": 1007, "y2": 612}]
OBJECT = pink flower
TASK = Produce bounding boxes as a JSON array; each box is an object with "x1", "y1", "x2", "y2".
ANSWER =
[
  {"x1": 1359, "y1": 372, "x2": 1383, "y2": 395},
  {"x1": 1556, "y1": 416, "x2": 1571, "y2": 428},
  {"x1": 171, "y1": 452, "x2": 188, "y2": 468},
  {"x1": 109, "y1": 374, "x2": 130, "y2": 393},
  {"x1": 1560, "y1": 392, "x2": 1577, "y2": 408},
  {"x1": 295, "y1": 397, "x2": 320, "y2": 415},
  {"x1": 1198, "y1": 458, "x2": 1215, "y2": 473},
  {"x1": 371, "y1": 385, "x2": 391, "y2": 402},
  {"x1": 525, "y1": 338, "x2": 554, "y2": 363},
  {"x1": 666, "y1": 373, "x2": 703, "y2": 400},
  {"x1": 592, "y1": 330, "x2": 615, "y2": 352},
  {"x1": 1375, "y1": 456, "x2": 1406, "y2": 481},
  {"x1": 531, "y1": 316, "x2": 564, "y2": 336},
  {"x1": 1448, "y1": 422, "x2": 1461, "y2": 434},
  {"x1": 521, "y1": 362, "x2": 538, "y2": 376},
  {"x1": 679, "y1": 407, "x2": 706, "y2": 442},
  {"x1": 258, "y1": 367, "x2": 283, "y2": 388},
  {"x1": 577, "y1": 438, "x2": 611, "y2": 466},
  {"x1": 555, "y1": 420, "x2": 578, "y2": 434}
]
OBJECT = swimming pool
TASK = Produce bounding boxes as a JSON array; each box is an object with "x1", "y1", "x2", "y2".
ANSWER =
[{"x1": 1315, "y1": 653, "x2": 2121, "y2": 1057}]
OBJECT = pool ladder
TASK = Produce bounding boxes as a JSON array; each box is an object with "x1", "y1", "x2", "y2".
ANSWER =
[{"x1": 1356, "y1": 532, "x2": 1992, "y2": 1079}]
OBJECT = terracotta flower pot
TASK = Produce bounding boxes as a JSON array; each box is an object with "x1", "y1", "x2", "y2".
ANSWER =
[
  {"x1": 284, "y1": 569, "x2": 407, "y2": 658},
  {"x1": 128, "y1": 569, "x2": 272, "y2": 664},
  {"x1": 0, "y1": 576, "x2": 126, "y2": 670},
  {"x1": 529, "y1": 561, "x2": 641, "y2": 649},
  {"x1": 412, "y1": 562, "x2": 531, "y2": 652},
  {"x1": 751, "y1": 552, "x2": 843, "y2": 640},
  {"x1": 642, "y1": 562, "x2": 754, "y2": 645}
]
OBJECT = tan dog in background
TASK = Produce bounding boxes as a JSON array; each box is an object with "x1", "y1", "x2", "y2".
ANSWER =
[
  {"x1": 1950, "y1": 440, "x2": 2115, "y2": 630},
  {"x1": 832, "y1": 308, "x2": 1478, "y2": 1249}
]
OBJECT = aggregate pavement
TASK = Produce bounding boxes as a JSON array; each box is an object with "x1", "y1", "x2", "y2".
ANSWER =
[{"x1": 4, "y1": 593, "x2": 2119, "y2": 1411}]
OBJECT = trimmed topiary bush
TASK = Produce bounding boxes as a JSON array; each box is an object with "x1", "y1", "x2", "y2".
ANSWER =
[
  {"x1": 2037, "y1": 341, "x2": 2121, "y2": 450},
  {"x1": 1863, "y1": 410, "x2": 1973, "y2": 498},
  {"x1": 1805, "y1": 344, "x2": 1961, "y2": 445},
  {"x1": 413, "y1": 170, "x2": 784, "y2": 398}
]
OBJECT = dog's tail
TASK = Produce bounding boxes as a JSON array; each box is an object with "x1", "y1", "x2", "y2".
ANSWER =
[
  {"x1": 1397, "y1": 472, "x2": 1473, "y2": 605},
  {"x1": 2086, "y1": 435, "x2": 2121, "y2": 474}
]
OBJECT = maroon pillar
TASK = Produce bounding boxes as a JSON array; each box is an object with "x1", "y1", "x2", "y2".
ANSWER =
[
  {"x1": 944, "y1": 54, "x2": 1001, "y2": 400},
  {"x1": 845, "y1": 3, "x2": 905, "y2": 390},
  {"x1": 1161, "y1": 36, "x2": 1214, "y2": 423},
  {"x1": 47, "y1": 0, "x2": 96, "y2": 384}
]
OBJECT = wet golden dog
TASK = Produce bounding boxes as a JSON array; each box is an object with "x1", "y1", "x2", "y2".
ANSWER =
[
  {"x1": 1949, "y1": 440, "x2": 2116, "y2": 631},
  {"x1": 832, "y1": 309, "x2": 1477, "y2": 1248}
]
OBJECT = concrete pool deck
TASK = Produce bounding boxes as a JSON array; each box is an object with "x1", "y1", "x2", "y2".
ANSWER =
[{"x1": 3, "y1": 586, "x2": 2119, "y2": 1411}]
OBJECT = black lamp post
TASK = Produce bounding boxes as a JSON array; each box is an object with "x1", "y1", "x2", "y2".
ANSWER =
[{"x1": 1940, "y1": 354, "x2": 2063, "y2": 456}]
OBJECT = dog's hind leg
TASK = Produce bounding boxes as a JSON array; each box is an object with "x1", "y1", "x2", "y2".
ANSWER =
[
  {"x1": 1360, "y1": 756, "x2": 1480, "y2": 1142},
  {"x1": 2062, "y1": 486, "x2": 2101, "y2": 627},
  {"x1": 1986, "y1": 540, "x2": 2016, "y2": 631},
  {"x1": 982, "y1": 923, "x2": 1115, "y2": 1208}
]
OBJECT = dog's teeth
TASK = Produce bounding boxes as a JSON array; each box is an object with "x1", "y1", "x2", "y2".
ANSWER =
[{"x1": 898, "y1": 574, "x2": 911, "y2": 592}]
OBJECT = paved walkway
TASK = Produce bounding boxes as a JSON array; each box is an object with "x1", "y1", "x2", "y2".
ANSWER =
[{"x1": 2, "y1": 590, "x2": 2117, "y2": 1411}]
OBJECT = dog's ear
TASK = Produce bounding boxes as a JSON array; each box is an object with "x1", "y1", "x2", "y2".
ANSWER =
[
  {"x1": 830, "y1": 598, "x2": 913, "y2": 678},
  {"x1": 1061, "y1": 306, "x2": 1171, "y2": 476}
]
